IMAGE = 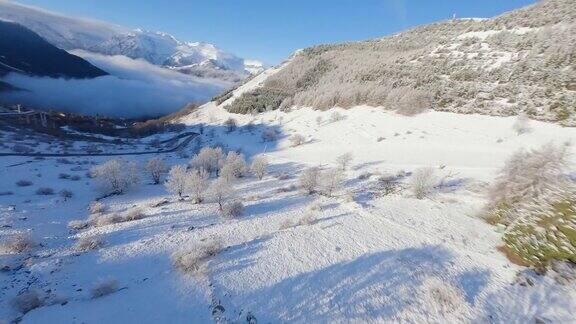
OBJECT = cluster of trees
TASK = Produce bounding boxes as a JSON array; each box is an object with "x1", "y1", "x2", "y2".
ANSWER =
[
  {"x1": 225, "y1": 0, "x2": 575, "y2": 125},
  {"x1": 89, "y1": 147, "x2": 270, "y2": 218}
]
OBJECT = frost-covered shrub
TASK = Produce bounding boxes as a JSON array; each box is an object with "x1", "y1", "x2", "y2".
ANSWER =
[
  {"x1": 11, "y1": 290, "x2": 43, "y2": 314},
  {"x1": 486, "y1": 143, "x2": 571, "y2": 225},
  {"x1": 320, "y1": 168, "x2": 345, "y2": 197},
  {"x1": 16, "y1": 180, "x2": 32, "y2": 187},
  {"x1": 335, "y1": 152, "x2": 353, "y2": 171},
  {"x1": 187, "y1": 168, "x2": 209, "y2": 204},
  {"x1": 145, "y1": 157, "x2": 168, "y2": 184},
  {"x1": 89, "y1": 201, "x2": 106, "y2": 214},
  {"x1": 124, "y1": 208, "x2": 145, "y2": 221},
  {"x1": 502, "y1": 193, "x2": 576, "y2": 268},
  {"x1": 289, "y1": 134, "x2": 306, "y2": 147},
  {"x1": 386, "y1": 87, "x2": 433, "y2": 116},
  {"x1": 91, "y1": 159, "x2": 139, "y2": 195},
  {"x1": 261, "y1": 129, "x2": 278, "y2": 142},
  {"x1": 329, "y1": 111, "x2": 345, "y2": 123},
  {"x1": 423, "y1": 278, "x2": 467, "y2": 315},
  {"x1": 190, "y1": 147, "x2": 225, "y2": 176},
  {"x1": 513, "y1": 113, "x2": 532, "y2": 135},
  {"x1": 74, "y1": 236, "x2": 104, "y2": 252},
  {"x1": 35, "y1": 187, "x2": 54, "y2": 195},
  {"x1": 0, "y1": 233, "x2": 36, "y2": 254},
  {"x1": 165, "y1": 165, "x2": 188, "y2": 199},
  {"x1": 91, "y1": 279, "x2": 119, "y2": 299},
  {"x1": 299, "y1": 167, "x2": 320, "y2": 195},
  {"x1": 58, "y1": 173, "x2": 71, "y2": 179},
  {"x1": 220, "y1": 152, "x2": 248, "y2": 181},
  {"x1": 224, "y1": 118, "x2": 238, "y2": 133},
  {"x1": 91, "y1": 213, "x2": 123, "y2": 227},
  {"x1": 251, "y1": 155, "x2": 269, "y2": 180},
  {"x1": 172, "y1": 240, "x2": 222, "y2": 275},
  {"x1": 410, "y1": 167, "x2": 438, "y2": 199},
  {"x1": 222, "y1": 201, "x2": 244, "y2": 218},
  {"x1": 59, "y1": 189, "x2": 73, "y2": 200},
  {"x1": 484, "y1": 144, "x2": 576, "y2": 268},
  {"x1": 68, "y1": 219, "x2": 89, "y2": 231}
]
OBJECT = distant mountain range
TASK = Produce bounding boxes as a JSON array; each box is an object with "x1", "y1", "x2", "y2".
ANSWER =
[
  {"x1": 0, "y1": 0, "x2": 263, "y2": 83},
  {"x1": 223, "y1": 0, "x2": 576, "y2": 125},
  {"x1": 0, "y1": 20, "x2": 107, "y2": 79}
]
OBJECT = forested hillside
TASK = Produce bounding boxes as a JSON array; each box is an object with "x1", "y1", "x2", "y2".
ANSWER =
[{"x1": 226, "y1": 0, "x2": 576, "y2": 125}]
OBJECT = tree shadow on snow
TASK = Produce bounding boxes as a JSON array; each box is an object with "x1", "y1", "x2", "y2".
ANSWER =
[{"x1": 230, "y1": 245, "x2": 484, "y2": 322}]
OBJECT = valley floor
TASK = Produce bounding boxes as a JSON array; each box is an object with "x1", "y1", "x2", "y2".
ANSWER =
[{"x1": 1, "y1": 105, "x2": 575, "y2": 323}]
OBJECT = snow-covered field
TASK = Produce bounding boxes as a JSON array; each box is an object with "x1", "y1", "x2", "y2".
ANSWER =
[{"x1": 2, "y1": 100, "x2": 576, "y2": 322}]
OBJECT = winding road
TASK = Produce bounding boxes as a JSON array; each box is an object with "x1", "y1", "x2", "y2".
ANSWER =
[{"x1": 0, "y1": 132, "x2": 198, "y2": 157}]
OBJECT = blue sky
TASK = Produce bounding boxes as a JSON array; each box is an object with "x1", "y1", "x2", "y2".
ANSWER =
[{"x1": 18, "y1": 0, "x2": 537, "y2": 64}]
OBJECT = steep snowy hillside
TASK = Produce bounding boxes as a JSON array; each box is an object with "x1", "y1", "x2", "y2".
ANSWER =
[
  {"x1": 0, "y1": 1, "x2": 263, "y2": 81},
  {"x1": 225, "y1": 0, "x2": 576, "y2": 125}
]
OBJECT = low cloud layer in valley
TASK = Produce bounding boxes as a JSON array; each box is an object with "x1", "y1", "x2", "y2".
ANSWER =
[{"x1": 1, "y1": 51, "x2": 230, "y2": 118}]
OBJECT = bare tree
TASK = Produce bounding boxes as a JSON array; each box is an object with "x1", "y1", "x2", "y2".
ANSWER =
[
  {"x1": 335, "y1": 152, "x2": 353, "y2": 170},
  {"x1": 321, "y1": 168, "x2": 345, "y2": 197},
  {"x1": 145, "y1": 157, "x2": 167, "y2": 184},
  {"x1": 220, "y1": 151, "x2": 248, "y2": 181},
  {"x1": 251, "y1": 155, "x2": 269, "y2": 180},
  {"x1": 299, "y1": 167, "x2": 320, "y2": 195},
  {"x1": 91, "y1": 159, "x2": 139, "y2": 195},
  {"x1": 210, "y1": 177, "x2": 235, "y2": 212},
  {"x1": 186, "y1": 168, "x2": 209, "y2": 204},
  {"x1": 165, "y1": 165, "x2": 188, "y2": 200}
]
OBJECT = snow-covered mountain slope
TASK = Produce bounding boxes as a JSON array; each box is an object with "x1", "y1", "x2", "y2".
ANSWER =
[
  {"x1": 0, "y1": 0, "x2": 263, "y2": 80},
  {"x1": 2, "y1": 101, "x2": 576, "y2": 322},
  {"x1": 0, "y1": 20, "x2": 107, "y2": 79},
  {"x1": 224, "y1": 0, "x2": 576, "y2": 125}
]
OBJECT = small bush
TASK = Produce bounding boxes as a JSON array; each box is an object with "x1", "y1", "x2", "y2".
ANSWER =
[
  {"x1": 261, "y1": 129, "x2": 278, "y2": 142},
  {"x1": 410, "y1": 167, "x2": 438, "y2": 199},
  {"x1": 91, "y1": 213, "x2": 123, "y2": 227},
  {"x1": 89, "y1": 201, "x2": 106, "y2": 214},
  {"x1": 0, "y1": 233, "x2": 36, "y2": 254},
  {"x1": 74, "y1": 236, "x2": 104, "y2": 252},
  {"x1": 299, "y1": 167, "x2": 320, "y2": 195},
  {"x1": 172, "y1": 240, "x2": 222, "y2": 275},
  {"x1": 124, "y1": 208, "x2": 145, "y2": 222},
  {"x1": 11, "y1": 290, "x2": 43, "y2": 314},
  {"x1": 35, "y1": 187, "x2": 54, "y2": 195},
  {"x1": 320, "y1": 168, "x2": 344, "y2": 197},
  {"x1": 70, "y1": 175, "x2": 81, "y2": 181},
  {"x1": 289, "y1": 134, "x2": 306, "y2": 147},
  {"x1": 502, "y1": 194, "x2": 576, "y2": 268},
  {"x1": 513, "y1": 113, "x2": 532, "y2": 135},
  {"x1": 335, "y1": 152, "x2": 353, "y2": 171},
  {"x1": 68, "y1": 219, "x2": 89, "y2": 231},
  {"x1": 16, "y1": 180, "x2": 33, "y2": 187},
  {"x1": 91, "y1": 279, "x2": 119, "y2": 299},
  {"x1": 224, "y1": 118, "x2": 238, "y2": 133},
  {"x1": 0, "y1": 191, "x2": 14, "y2": 196},
  {"x1": 60, "y1": 189, "x2": 73, "y2": 200},
  {"x1": 58, "y1": 173, "x2": 71, "y2": 179},
  {"x1": 222, "y1": 201, "x2": 244, "y2": 218},
  {"x1": 329, "y1": 111, "x2": 345, "y2": 123},
  {"x1": 423, "y1": 278, "x2": 466, "y2": 314}
]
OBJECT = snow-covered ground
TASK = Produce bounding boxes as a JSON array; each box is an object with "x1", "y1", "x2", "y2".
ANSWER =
[{"x1": 1, "y1": 101, "x2": 576, "y2": 322}]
